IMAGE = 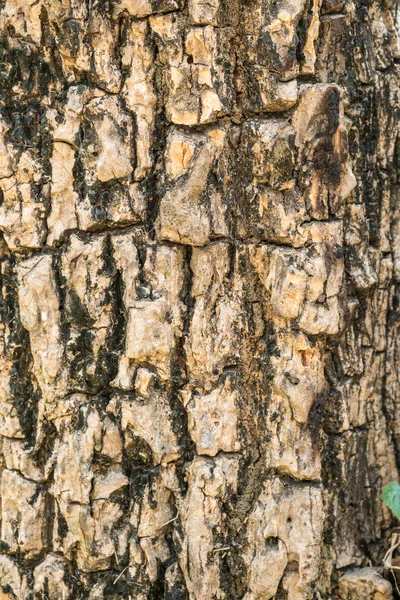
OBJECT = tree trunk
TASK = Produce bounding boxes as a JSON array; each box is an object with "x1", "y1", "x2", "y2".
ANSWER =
[{"x1": 0, "y1": 0, "x2": 399, "y2": 598}]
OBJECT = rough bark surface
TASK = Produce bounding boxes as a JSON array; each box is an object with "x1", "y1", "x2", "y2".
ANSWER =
[{"x1": 0, "y1": 0, "x2": 399, "y2": 599}]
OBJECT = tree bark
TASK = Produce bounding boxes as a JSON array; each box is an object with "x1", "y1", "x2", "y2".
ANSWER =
[{"x1": 0, "y1": 0, "x2": 399, "y2": 598}]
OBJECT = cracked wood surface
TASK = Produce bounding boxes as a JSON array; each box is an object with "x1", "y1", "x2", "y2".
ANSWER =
[{"x1": 0, "y1": 0, "x2": 399, "y2": 598}]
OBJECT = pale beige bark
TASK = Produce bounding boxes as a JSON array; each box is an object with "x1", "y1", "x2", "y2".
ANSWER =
[{"x1": 0, "y1": 0, "x2": 399, "y2": 598}]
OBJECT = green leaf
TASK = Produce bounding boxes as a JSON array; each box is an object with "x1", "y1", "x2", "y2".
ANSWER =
[{"x1": 382, "y1": 482, "x2": 400, "y2": 520}]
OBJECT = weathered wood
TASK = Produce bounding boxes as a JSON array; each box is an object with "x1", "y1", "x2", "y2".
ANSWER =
[{"x1": 0, "y1": 0, "x2": 398, "y2": 598}]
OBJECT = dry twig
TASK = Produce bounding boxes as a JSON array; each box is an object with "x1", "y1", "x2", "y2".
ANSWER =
[{"x1": 383, "y1": 533, "x2": 400, "y2": 597}]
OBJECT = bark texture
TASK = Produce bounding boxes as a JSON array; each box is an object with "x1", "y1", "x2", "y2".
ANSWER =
[{"x1": 0, "y1": 0, "x2": 399, "y2": 598}]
